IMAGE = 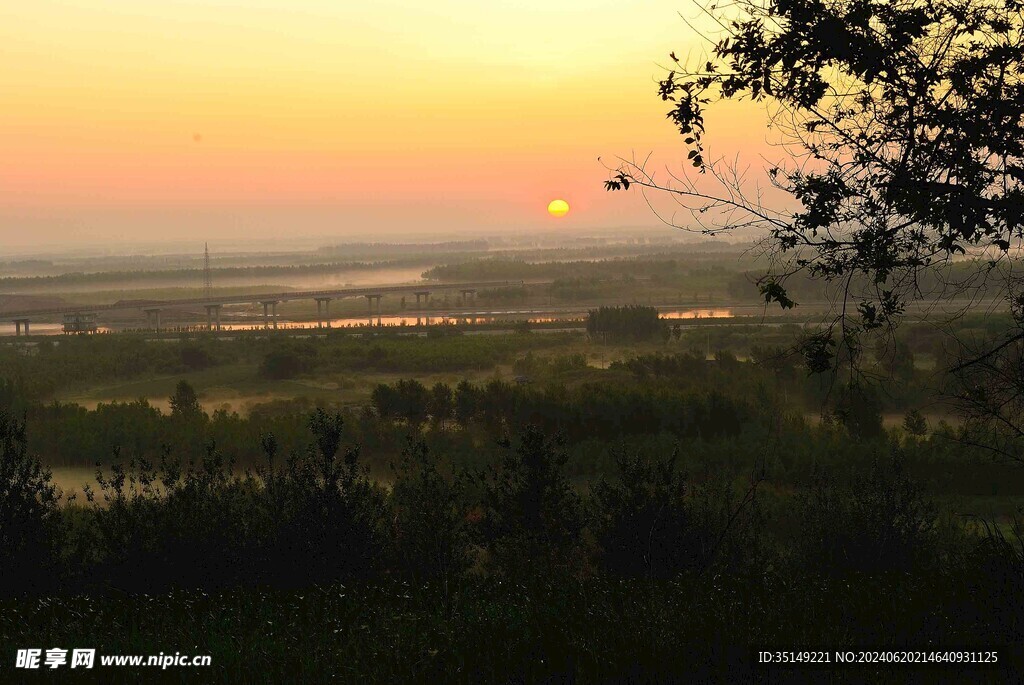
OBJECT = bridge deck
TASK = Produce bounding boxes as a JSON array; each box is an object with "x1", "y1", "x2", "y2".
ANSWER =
[{"x1": 1, "y1": 281, "x2": 521, "y2": 319}]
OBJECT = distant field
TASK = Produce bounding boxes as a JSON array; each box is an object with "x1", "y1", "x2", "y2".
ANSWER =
[
  {"x1": 55, "y1": 365, "x2": 492, "y2": 415},
  {"x1": 48, "y1": 335, "x2": 653, "y2": 414}
]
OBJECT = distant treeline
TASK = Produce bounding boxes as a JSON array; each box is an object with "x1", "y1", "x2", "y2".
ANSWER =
[
  {"x1": 9, "y1": 356, "x2": 762, "y2": 468},
  {"x1": 726, "y1": 258, "x2": 1014, "y2": 304},
  {"x1": 0, "y1": 332, "x2": 573, "y2": 400},
  {"x1": 0, "y1": 340, "x2": 883, "y2": 471},
  {"x1": 422, "y1": 254, "x2": 759, "y2": 284},
  {"x1": 424, "y1": 255, "x2": 1024, "y2": 307},
  {"x1": 372, "y1": 377, "x2": 751, "y2": 443},
  {"x1": 586, "y1": 305, "x2": 664, "y2": 341},
  {"x1": 0, "y1": 258, "x2": 452, "y2": 289},
  {"x1": 316, "y1": 240, "x2": 490, "y2": 256}
]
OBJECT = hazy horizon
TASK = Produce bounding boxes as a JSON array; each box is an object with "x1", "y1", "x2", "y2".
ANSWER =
[{"x1": 0, "y1": 223, "x2": 742, "y2": 261}]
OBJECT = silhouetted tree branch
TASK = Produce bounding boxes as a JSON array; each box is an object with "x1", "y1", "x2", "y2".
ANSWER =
[{"x1": 609, "y1": 0, "x2": 1024, "y2": 440}]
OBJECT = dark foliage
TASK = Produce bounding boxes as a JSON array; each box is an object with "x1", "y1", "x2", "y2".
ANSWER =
[
  {"x1": 586, "y1": 305, "x2": 665, "y2": 342},
  {"x1": 390, "y1": 439, "x2": 474, "y2": 590},
  {"x1": 589, "y1": 449, "x2": 702, "y2": 578},
  {"x1": 612, "y1": 0, "x2": 1024, "y2": 331},
  {"x1": 374, "y1": 377, "x2": 754, "y2": 444},
  {"x1": 0, "y1": 410, "x2": 1022, "y2": 679},
  {"x1": 168, "y1": 379, "x2": 202, "y2": 419},
  {"x1": 480, "y1": 427, "x2": 583, "y2": 580},
  {"x1": 259, "y1": 343, "x2": 317, "y2": 380},
  {"x1": 793, "y1": 449, "x2": 939, "y2": 576},
  {"x1": 371, "y1": 378, "x2": 430, "y2": 426},
  {"x1": 71, "y1": 409, "x2": 388, "y2": 592},
  {"x1": 179, "y1": 343, "x2": 215, "y2": 371},
  {"x1": 0, "y1": 413, "x2": 60, "y2": 596}
]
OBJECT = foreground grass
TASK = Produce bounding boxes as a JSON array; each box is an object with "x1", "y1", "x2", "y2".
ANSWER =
[{"x1": 2, "y1": 573, "x2": 1021, "y2": 683}]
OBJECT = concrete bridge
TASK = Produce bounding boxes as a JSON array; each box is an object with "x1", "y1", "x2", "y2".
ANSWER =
[{"x1": 1, "y1": 281, "x2": 518, "y2": 334}]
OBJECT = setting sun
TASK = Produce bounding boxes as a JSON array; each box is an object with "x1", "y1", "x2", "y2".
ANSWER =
[{"x1": 547, "y1": 199, "x2": 570, "y2": 217}]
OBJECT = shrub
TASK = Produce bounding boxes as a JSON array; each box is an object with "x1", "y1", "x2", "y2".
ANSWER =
[
  {"x1": 372, "y1": 380, "x2": 430, "y2": 426},
  {"x1": 480, "y1": 427, "x2": 582, "y2": 580},
  {"x1": 259, "y1": 344, "x2": 316, "y2": 380},
  {"x1": 792, "y1": 448, "x2": 938, "y2": 577},
  {"x1": 80, "y1": 446, "x2": 262, "y2": 591},
  {"x1": 590, "y1": 450, "x2": 699, "y2": 578},
  {"x1": 258, "y1": 409, "x2": 389, "y2": 585},
  {"x1": 180, "y1": 344, "x2": 214, "y2": 370},
  {"x1": 833, "y1": 383, "x2": 885, "y2": 440},
  {"x1": 427, "y1": 382, "x2": 454, "y2": 426},
  {"x1": 390, "y1": 440, "x2": 474, "y2": 591},
  {"x1": 169, "y1": 380, "x2": 202, "y2": 418},
  {"x1": 77, "y1": 410, "x2": 389, "y2": 591},
  {"x1": 903, "y1": 409, "x2": 928, "y2": 436},
  {"x1": 0, "y1": 412, "x2": 61, "y2": 595}
]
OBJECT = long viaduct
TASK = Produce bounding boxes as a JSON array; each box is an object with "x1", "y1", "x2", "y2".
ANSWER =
[{"x1": 2, "y1": 281, "x2": 520, "y2": 335}]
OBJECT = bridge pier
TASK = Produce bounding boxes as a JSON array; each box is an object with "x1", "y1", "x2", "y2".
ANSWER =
[
  {"x1": 366, "y1": 294, "x2": 382, "y2": 325},
  {"x1": 205, "y1": 304, "x2": 221, "y2": 331},
  {"x1": 460, "y1": 288, "x2": 477, "y2": 305},
  {"x1": 2, "y1": 282, "x2": 519, "y2": 337},
  {"x1": 144, "y1": 308, "x2": 162, "y2": 332},
  {"x1": 260, "y1": 301, "x2": 279, "y2": 329},
  {"x1": 314, "y1": 297, "x2": 332, "y2": 328}
]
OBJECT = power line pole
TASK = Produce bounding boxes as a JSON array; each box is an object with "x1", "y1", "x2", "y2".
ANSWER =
[{"x1": 203, "y1": 242, "x2": 212, "y2": 299}]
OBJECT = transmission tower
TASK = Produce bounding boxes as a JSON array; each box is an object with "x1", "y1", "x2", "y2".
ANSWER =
[{"x1": 203, "y1": 242, "x2": 212, "y2": 299}]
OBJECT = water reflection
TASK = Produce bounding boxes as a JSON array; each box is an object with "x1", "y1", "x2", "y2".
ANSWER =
[
  {"x1": 0, "y1": 322, "x2": 113, "y2": 337},
  {"x1": 661, "y1": 308, "x2": 733, "y2": 319},
  {"x1": 0, "y1": 307, "x2": 738, "y2": 337},
  {"x1": 212, "y1": 312, "x2": 575, "y2": 331}
]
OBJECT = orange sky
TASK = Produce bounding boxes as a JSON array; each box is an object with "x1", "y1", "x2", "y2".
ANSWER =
[{"x1": 0, "y1": 1, "x2": 774, "y2": 248}]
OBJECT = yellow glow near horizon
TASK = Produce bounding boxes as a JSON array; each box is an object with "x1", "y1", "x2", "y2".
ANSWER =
[{"x1": 548, "y1": 199, "x2": 570, "y2": 217}]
